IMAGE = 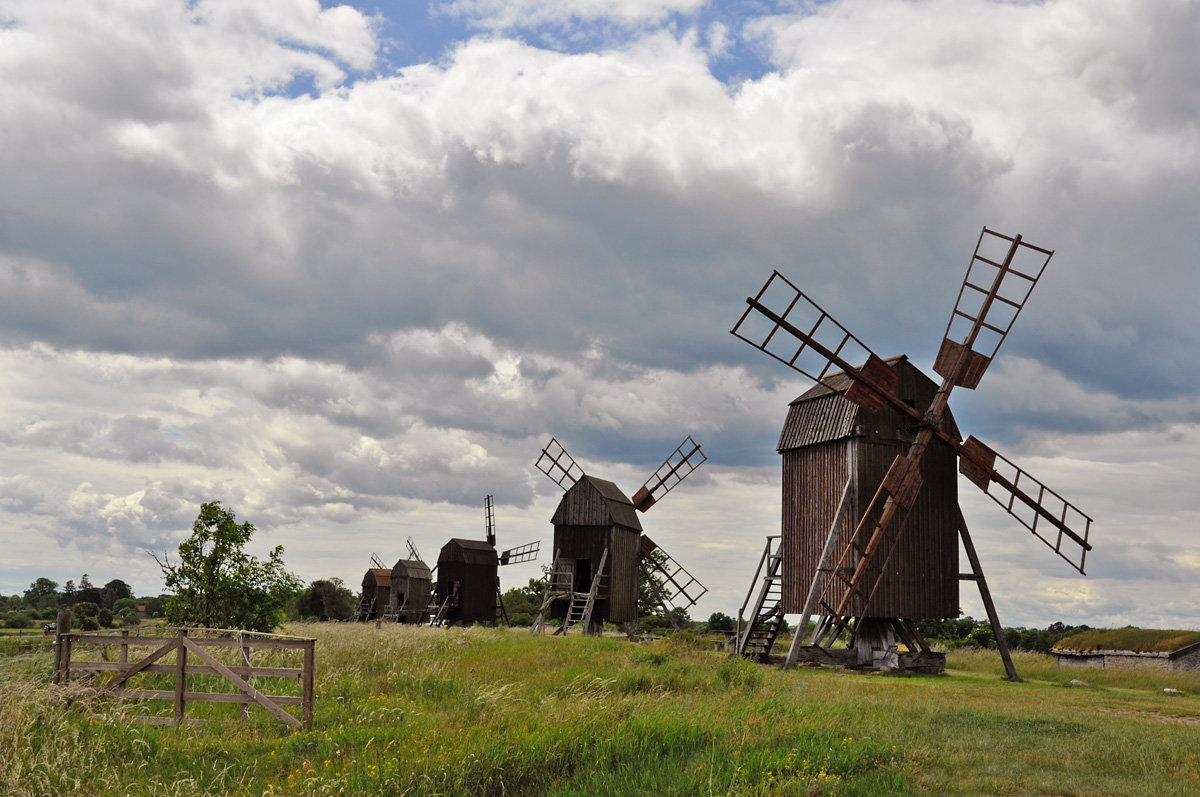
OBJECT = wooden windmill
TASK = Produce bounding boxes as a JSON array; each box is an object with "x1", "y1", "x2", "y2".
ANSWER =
[
  {"x1": 428, "y1": 495, "x2": 540, "y2": 626},
  {"x1": 352, "y1": 552, "x2": 391, "y2": 622},
  {"x1": 384, "y1": 537, "x2": 433, "y2": 624},
  {"x1": 730, "y1": 228, "x2": 1093, "y2": 676},
  {"x1": 531, "y1": 437, "x2": 709, "y2": 636}
]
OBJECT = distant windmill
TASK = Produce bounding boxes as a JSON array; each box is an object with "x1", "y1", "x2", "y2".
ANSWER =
[
  {"x1": 730, "y1": 228, "x2": 1093, "y2": 676},
  {"x1": 531, "y1": 437, "x2": 709, "y2": 636},
  {"x1": 428, "y1": 496, "x2": 540, "y2": 626},
  {"x1": 383, "y1": 537, "x2": 433, "y2": 624},
  {"x1": 352, "y1": 552, "x2": 391, "y2": 622}
]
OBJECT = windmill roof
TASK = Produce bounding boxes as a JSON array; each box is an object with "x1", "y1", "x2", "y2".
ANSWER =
[
  {"x1": 440, "y1": 538, "x2": 499, "y2": 566},
  {"x1": 363, "y1": 568, "x2": 391, "y2": 589},
  {"x1": 391, "y1": 558, "x2": 432, "y2": 580},
  {"x1": 551, "y1": 474, "x2": 643, "y2": 531},
  {"x1": 777, "y1": 356, "x2": 960, "y2": 451}
]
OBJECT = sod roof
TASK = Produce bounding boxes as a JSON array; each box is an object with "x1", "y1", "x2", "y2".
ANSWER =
[{"x1": 1053, "y1": 627, "x2": 1200, "y2": 654}]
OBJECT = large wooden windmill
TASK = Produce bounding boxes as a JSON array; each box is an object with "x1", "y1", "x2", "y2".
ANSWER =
[
  {"x1": 531, "y1": 437, "x2": 709, "y2": 636},
  {"x1": 730, "y1": 228, "x2": 1093, "y2": 676},
  {"x1": 428, "y1": 495, "x2": 540, "y2": 626}
]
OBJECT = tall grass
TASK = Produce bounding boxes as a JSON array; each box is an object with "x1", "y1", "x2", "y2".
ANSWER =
[{"x1": 2, "y1": 625, "x2": 1199, "y2": 795}]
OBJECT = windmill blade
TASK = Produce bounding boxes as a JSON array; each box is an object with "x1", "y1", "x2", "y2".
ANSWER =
[
  {"x1": 405, "y1": 536, "x2": 424, "y2": 564},
  {"x1": 959, "y1": 436, "x2": 1093, "y2": 574},
  {"x1": 369, "y1": 552, "x2": 384, "y2": 570},
  {"x1": 935, "y1": 228, "x2": 1054, "y2": 389},
  {"x1": 499, "y1": 540, "x2": 540, "y2": 566},
  {"x1": 640, "y1": 535, "x2": 708, "y2": 610},
  {"x1": 484, "y1": 494, "x2": 496, "y2": 547},
  {"x1": 731, "y1": 271, "x2": 898, "y2": 413},
  {"x1": 535, "y1": 437, "x2": 583, "y2": 490},
  {"x1": 631, "y1": 436, "x2": 707, "y2": 512}
]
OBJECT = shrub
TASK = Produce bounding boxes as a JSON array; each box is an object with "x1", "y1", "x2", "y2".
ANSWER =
[
  {"x1": 72, "y1": 601, "x2": 99, "y2": 619},
  {"x1": 3, "y1": 611, "x2": 33, "y2": 629},
  {"x1": 97, "y1": 608, "x2": 114, "y2": 628}
]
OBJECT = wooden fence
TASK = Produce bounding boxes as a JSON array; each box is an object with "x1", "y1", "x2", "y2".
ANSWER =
[{"x1": 54, "y1": 626, "x2": 315, "y2": 729}]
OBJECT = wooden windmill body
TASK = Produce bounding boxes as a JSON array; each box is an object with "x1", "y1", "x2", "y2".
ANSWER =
[
  {"x1": 781, "y1": 357, "x2": 961, "y2": 620},
  {"x1": 352, "y1": 552, "x2": 394, "y2": 621},
  {"x1": 547, "y1": 475, "x2": 644, "y2": 626},
  {"x1": 731, "y1": 228, "x2": 1094, "y2": 676},
  {"x1": 433, "y1": 539, "x2": 500, "y2": 625},
  {"x1": 388, "y1": 557, "x2": 432, "y2": 624},
  {"x1": 532, "y1": 437, "x2": 709, "y2": 636},
  {"x1": 428, "y1": 496, "x2": 539, "y2": 626}
]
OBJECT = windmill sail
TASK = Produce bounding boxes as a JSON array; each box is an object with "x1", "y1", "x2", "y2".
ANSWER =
[
  {"x1": 731, "y1": 271, "x2": 897, "y2": 412},
  {"x1": 640, "y1": 535, "x2": 708, "y2": 612},
  {"x1": 405, "y1": 536, "x2": 424, "y2": 564},
  {"x1": 535, "y1": 437, "x2": 583, "y2": 490},
  {"x1": 631, "y1": 436, "x2": 707, "y2": 512},
  {"x1": 934, "y1": 228, "x2": 1053, "y2": 389},
  {"x1": 485, "y1": 494, "x2": 496, "y2": 547},
  {"x1": 499, "y1": 540, "x2": 540, "y2": 566},
  {"x1": 959, "y1": 436, "x2": 1092, "y2": 573}
]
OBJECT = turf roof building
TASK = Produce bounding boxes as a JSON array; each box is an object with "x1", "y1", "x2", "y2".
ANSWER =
[{"x1": 1052, "y1": 630, "x2": 1200, "y2": 671}]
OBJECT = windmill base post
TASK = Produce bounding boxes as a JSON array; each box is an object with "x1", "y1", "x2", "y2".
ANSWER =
[{"x1": 958, "y1": 510, "x2": 1020, "y2": 682}]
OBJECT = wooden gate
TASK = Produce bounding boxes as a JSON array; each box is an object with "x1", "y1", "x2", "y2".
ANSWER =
[{"x1": 55, "y1": 627, "x2": 315, "y2": 729}]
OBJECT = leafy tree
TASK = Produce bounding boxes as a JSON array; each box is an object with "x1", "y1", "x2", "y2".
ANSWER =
[
  {"x1": 24, "y1": 578, "x2": 58, "y2": 605},
  {"x1": 62, "y1": 579, "x2": 77, "y2": 605},
  {"x1": 102, "y1": 579, "x2": 133, "y2": 609},
  {"x1": 76, "y1": 574, "x2": 103, "y2": 607},
  {"x1": 113, "y1": 597, "x2": 137, "y2": 614},
  {"x1": 155, "y1": 502, "x2": 302, "y2": 632},
  {"x1": 501, "y1": 578, "x2": 546, "y2": 626},
  {"x1": 294, "y1": 578, "x2": 356, "y2": 622},
  {"x1": 72, "y1": 601, "x2": 99, "y2": 620},
  {"x1": 706, "y1": 611, "x2": 735, "y2": 632},
  {"x1": 97, "y1": 607, "x2": 114, "y2": 628},
  {"x1": 116, "y1": 607, "x2": 141, "y2": 627},
  {"x1": 142, "y1": 596, "x2": 167, "y2": 618}
]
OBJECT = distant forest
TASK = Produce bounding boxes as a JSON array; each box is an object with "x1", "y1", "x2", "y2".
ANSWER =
[{"x1": 1, "y1": 573, "x2": 1090, "y2": 652}]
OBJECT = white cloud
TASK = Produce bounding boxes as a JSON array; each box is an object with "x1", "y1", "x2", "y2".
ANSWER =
[{"x1": 437, "y1": 0, "x2": 706, "y2": 30}]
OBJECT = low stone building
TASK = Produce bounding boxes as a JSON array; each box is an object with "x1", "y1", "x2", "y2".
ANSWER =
[{"x1": 1052, "y1": 630, "x2": 1200, "y2": 672}]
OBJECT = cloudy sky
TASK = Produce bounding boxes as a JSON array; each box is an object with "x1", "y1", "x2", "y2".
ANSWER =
[{"x1": 0, "y1": 0, "x2": 1196, "y2": 629}]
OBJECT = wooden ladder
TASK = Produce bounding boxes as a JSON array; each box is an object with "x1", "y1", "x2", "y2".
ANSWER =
[
  {"x1": 736, "y1": 536, "x2": 785, "y2": 661},
  {"x1": 428, "y1": 582, "x2": 460, "y2": 626},
  {"x1": 563, "y1": 550, "x2": 607, "y2": 635},
  {"x1": 352, "y1": 595, "x2": 375, "y2": 622},
  {"x1": 531, "y1": 553, "x2": 573, "y2": 635}
]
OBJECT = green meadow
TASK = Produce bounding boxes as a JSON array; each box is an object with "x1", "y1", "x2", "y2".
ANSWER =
[{"x1": 3, "y1": 623, "x2": 1199, "y2": 795}]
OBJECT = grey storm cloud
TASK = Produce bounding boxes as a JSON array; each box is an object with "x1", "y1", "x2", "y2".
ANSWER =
[{"x1": 0, "y1": 0, "x2": 1196, "y2": 626}]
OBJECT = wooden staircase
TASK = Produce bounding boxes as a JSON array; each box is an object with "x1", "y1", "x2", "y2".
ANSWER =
[
  {"x1": 427, "y1": 582, "x2": 460, "y2": 626},
  {"x1": 352, "y1": 595, "x2": 375, "y2": 623},
  {"x1": 736, "y1": 536, "x2": 785, "y2": 661},
  {"x1": 561, "y1": 550, "x2": 607, "y2": 635}
]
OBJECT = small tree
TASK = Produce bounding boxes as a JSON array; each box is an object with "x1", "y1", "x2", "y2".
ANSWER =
[
  {"x1": 706, "y1": 611, "x2": 735, "y2": 632},
  {"x1": 155, "y1": 502, "x2": 301, "y2": 632},
  {"x1": 294, "y1": 578, "x2": 356, "y2": 622}
]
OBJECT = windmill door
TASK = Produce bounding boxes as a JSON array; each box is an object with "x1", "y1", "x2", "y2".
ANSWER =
[{"x1": 573, "y1": 559, "x2": 593, "y2": 593}]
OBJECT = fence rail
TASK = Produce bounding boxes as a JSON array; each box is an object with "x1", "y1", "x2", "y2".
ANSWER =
[{"x1": 54, "y1": 624, "x2": 315, "y2": 729}]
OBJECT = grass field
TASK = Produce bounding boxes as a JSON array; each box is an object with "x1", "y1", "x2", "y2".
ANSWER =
[{"x1": 3, "y1": 623, "x2": 1199, "y2": 795}]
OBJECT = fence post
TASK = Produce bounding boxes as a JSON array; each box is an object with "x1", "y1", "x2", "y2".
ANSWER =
[
  {"x1": 120, "y1": 630, "x2": 129, "y2": 665},
  {"x1": 240, "y1": 632, "x2": 251, "y2": 721},
  {"x1": 174, "y1": 629, "x2": 188, "y2": 724},
  {"x1": 302, "y1": 639, "x2": 315, "y2": 730},
  {"x1": 53, "y1": 611, "x2": 72, "y2": 684}
]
